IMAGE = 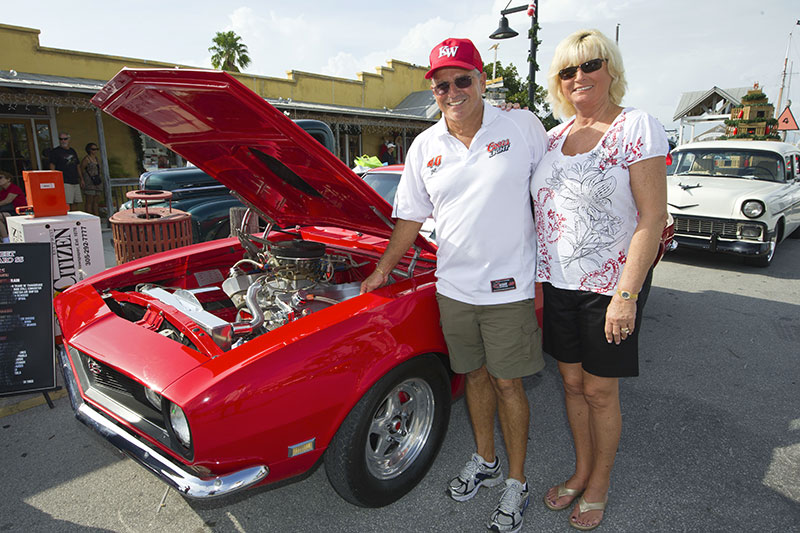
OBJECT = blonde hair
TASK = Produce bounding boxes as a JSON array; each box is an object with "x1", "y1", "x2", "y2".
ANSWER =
[{"x1": 547, "y1": 29, "x2": 627, "y2": 120}]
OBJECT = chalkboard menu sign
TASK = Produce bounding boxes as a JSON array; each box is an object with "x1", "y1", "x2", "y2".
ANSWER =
[{"x1": 0, "y1": 243, "x2": 56, "y2": 396}]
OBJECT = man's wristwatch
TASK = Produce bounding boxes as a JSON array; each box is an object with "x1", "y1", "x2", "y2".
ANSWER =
[{"x1": 616, "y1": 288, "x2": 638, "y2": 301}]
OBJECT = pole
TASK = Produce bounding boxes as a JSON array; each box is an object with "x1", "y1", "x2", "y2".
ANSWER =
[
  {"x1": 777, "y1": 32, "x2": 792, "y2": 113},
  {"x1": 528, "y1": 2, "x2": 537, "y2": 108},
  {"x1": 497, "y1": 2, "x2": 539, "y2": 109},
  {"x1": 94, "y1": 107, "x2": 114, "y2": 228}
]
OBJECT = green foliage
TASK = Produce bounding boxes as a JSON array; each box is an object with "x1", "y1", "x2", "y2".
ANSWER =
[
  {"x1": 741, "y1": 92, "x2": 767, "y2": 102},
  {"x1": 106, "y1": 156, "x2": 126, "y2": 179},
  {"x1": 209, "y1": 31, "x2": 252, "y2": 72},
  {"x1": 725, "y1": 118, "x2": 779, "y2": 126},
  {"x1": 483, "y1": 60, "x2": 557, "y2": 129}
]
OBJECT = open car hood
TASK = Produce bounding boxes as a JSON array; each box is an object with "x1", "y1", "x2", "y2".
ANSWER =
[{"x1": 92, "y1": 68, "x2": 435, "y2": 253}]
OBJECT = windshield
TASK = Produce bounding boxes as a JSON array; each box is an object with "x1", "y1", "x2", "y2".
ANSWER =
[
  {"x1": 668, "y1": 148, "x2": 785, "y2": 182},
  {"x1": 362, "y1": 171, "x2": 401, "y2": 206}
]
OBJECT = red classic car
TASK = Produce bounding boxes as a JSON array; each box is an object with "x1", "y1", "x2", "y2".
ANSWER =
[
  {"x1": 55, "y1": 68, "x2": 460, "y2": 508},
  {"x1": 55, "y1": 68, "x2": 671, "y2": 508}
]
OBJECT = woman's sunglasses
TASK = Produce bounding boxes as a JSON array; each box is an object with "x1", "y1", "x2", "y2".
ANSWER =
[
  {"x1": 433, "y1": 75, "x2": 475, "y2": 96},
  {"x1": 558, "y1": 58, "x2": 606, "y2": 80}
]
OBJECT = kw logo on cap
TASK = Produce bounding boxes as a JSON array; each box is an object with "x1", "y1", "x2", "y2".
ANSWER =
[{"x1": 438, "y1": 46, "x2": 459, "y2": 58}]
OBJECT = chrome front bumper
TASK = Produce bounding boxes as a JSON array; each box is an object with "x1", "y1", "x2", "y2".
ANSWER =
[{"x1": 57, "y1": 345, "x2": 269, "y2": 498}]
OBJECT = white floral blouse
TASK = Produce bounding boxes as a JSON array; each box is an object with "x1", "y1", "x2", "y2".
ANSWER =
[{"x1": 531, "y1": 107, "x2": 668, "y2": 295}]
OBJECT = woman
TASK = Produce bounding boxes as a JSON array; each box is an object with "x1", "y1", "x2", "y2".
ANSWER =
[
  {"x1": 80, "y1": 143, "x2": 102, "y2": 216},
  {"x1": 531, "y1": 30, "x2": 667, "y2": 530}
]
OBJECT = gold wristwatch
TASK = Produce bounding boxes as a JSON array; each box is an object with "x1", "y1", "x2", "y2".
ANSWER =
[{"x1": 616, "y1": 288, "x2": 638, "y2": 301}]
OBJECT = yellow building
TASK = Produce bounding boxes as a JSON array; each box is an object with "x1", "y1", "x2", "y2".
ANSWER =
[{"x1": 0, "y1": 23, "x2": 438, "y2": 212}]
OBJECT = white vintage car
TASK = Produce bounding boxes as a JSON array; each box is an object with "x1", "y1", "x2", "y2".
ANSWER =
[{"x1": 667, "y1": 140, "x2": 800, "y2": 266}]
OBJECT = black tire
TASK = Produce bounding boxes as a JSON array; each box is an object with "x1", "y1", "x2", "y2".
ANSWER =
[{"x1": 324, "y1": 355, "x2": 451, "y2": 507}]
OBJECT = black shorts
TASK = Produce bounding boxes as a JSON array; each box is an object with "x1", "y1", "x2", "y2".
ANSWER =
[{"x1": 542, "y1": 270, "x2": 652, "y2": 378}]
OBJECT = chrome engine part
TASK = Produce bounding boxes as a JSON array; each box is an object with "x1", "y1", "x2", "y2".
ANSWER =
[{"x1": 140, "y1": 237, "x2": 360, "y2": 351}]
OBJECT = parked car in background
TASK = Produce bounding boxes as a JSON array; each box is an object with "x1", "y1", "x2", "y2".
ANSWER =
[
  {"x1": 361, "y1": 165, "x2": 435, "y2": 240},
  {"x1": 121, "y1": 120, "x2": 336, "y2": 243},
  {"x1": 667, "y1": 140, "x2": 800, "y2": 266}
]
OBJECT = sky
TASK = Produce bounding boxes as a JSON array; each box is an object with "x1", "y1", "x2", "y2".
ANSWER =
[{"x1": 3, "y1": 0, "x2": 800, "y2": 141}]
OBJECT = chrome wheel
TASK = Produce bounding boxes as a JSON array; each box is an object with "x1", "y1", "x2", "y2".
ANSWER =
[
  {"x1": 365, "y1": 378, "x2": 435, "y2": 480},
  {"x1": 325, "y1": 355, "x2": 450, "y2": 507}
]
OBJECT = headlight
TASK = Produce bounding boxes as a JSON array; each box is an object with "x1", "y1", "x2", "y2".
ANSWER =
[
  {"x1": 742, "y1": 200, "x2": 765, "y2": 218},
  {"x1": 144, "y1": 387, "x2": 162, "y2": 410},
  {"x1": 738, "y1": 224, "x2": 763, "y2": 240},
  {"x1": 168, "y1": 402, "x2": 192, "y2": 448}
]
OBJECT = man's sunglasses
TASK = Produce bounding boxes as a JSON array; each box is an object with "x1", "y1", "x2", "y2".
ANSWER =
[
  {"x1": 558, "y1": 58, "x2": 606, "y2": 80},
  {"x1": 433, "y1": 75, "x2": 475, "y2": 96}
]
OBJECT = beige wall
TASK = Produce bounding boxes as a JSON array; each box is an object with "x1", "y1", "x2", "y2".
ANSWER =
[
  {"x1": 1, "y1": 23, "x2": 432, "y2": 177},
  {"x1": 1, "y1": 23, "x2": 431, "y2": 110}
]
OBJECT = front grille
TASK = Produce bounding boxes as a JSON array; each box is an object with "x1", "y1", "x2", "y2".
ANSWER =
[
  {"x1": 77, "y1": 352, "x2": 162, "y2": 422},
  {"x1": 83, "y1": 356, "x2": 140, "y2": 395},
  {"x1": 673, "y1": 216, "x2": 738, "y2": 238}
]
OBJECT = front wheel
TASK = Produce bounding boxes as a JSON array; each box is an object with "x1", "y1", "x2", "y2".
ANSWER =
[{"x1": 324, "y1": 355, "x2": 451, "y2": 507}]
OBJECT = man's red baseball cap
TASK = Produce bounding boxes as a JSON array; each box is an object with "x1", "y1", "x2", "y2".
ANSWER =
[{"x1": 425, "y1": 38, "x2": 483, "y2": 79}]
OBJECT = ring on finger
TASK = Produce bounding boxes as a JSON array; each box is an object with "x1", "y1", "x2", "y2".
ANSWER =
[{"x1": 621, "y1": 327, "x2": 631, "y2": 334}]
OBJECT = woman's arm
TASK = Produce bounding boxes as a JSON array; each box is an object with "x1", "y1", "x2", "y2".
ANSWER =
[{"x1": 604, "y1": 156, "x2": 667, "y2": 344}]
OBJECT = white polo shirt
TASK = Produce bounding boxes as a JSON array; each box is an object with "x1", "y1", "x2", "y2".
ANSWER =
[{"x1": 393, "y1": 101, "x2": 547, "y2": 305}]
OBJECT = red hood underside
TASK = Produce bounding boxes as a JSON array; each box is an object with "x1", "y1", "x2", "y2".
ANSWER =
[{"x1": 91, "y1": 68, "x2": 434, "y2": 254}]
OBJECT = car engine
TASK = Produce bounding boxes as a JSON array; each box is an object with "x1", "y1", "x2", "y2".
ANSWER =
[{"x1": 130, "y1": 232, "x2": 363, "y2": 352}]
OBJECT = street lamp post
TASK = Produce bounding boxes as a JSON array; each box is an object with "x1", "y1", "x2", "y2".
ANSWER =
[{"x1": 489, "y1": 1, "x2": 538, "y2": 109}]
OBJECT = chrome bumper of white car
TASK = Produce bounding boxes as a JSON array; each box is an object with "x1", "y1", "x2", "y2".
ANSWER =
[
  {"x1": 673, "y1": 234, "x2": 771, "y2": 256},
  {"x1": 57, "y1": 345, "x2": 269, "y2": 498}
]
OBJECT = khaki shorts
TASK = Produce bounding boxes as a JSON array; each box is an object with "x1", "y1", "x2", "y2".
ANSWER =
[
  {"x1": 64, "y1": 183, "x2": 82, "y2": 204},
  {"x1": 436, "y1": 293, "x2": 544, "y2": 379}
]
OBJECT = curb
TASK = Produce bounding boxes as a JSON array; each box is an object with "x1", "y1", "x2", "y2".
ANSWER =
[{"x1": 0, "y1": 389, "x2": 67, "y2": 419}]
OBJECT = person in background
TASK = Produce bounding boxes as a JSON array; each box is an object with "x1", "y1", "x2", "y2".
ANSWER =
[
  {"x1": 80, "y1": 142, "x2": 103, "y2": 216},
  {"x1": 380, "y1": 142, "x2": 397, "y2": 165},
  {"x1": 0, "y1": 170, "x2": 27, "y2": 243},
  {"x1": 531, "y1": 29, "x2": 668, "y2": 531},
  {"x1": 49, "y1": 132, "x2": 83, "y2": 211},
  {"x1": 361, "y1": 37, "x2": 548, "y2": 533}
]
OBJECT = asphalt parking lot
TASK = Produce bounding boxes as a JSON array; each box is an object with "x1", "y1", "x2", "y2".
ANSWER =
[{"x1": 1, "y1": 237, "x2": 799, "y2": 532}]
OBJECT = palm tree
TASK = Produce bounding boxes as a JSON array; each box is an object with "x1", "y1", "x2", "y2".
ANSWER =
[{"x1": 208, "y1": 31, "x2": 251, "y2": 72}]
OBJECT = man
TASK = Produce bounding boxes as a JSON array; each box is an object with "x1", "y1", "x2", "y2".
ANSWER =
[
  {"x1": 360, "y1": 37, "x2": 547, "y2": 533},
  {"x1": 49, "y1": 132, "x2": 83, "y2": 210},
  {"x1": 380, "y1": 142, "x2": 397, "y2": 165}
]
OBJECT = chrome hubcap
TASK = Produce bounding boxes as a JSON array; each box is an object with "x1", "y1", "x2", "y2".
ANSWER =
[{"x1": 365, "y1": 377, "x2": 435, "y2": 480}]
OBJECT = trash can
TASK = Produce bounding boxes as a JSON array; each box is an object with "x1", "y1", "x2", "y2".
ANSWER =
[{"x1": 110, "y1": 190, "x2": 192, "y2": 264}]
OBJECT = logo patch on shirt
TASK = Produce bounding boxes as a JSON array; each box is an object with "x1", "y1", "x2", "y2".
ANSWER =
[
  {"x1": 486, "y1": 138, "x2": 511, "y2": 158},
  {"x1": 427, "y1": 155, "x2": 443, "y2": 173},
  {"x1": 491, "y1": 277, "x2": 517, "y2": 292}
]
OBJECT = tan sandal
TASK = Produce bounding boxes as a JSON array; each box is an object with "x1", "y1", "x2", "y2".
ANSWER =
[
  {"x1": 569, "y1": 496, "x2": 607, "y2": 531},
  {"x1": 543, "y1": 482, "x2": 582, "y2": 511}
]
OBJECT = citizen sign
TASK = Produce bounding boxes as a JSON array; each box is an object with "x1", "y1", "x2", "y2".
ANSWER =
[{"x1": 50, "y1": 226, "x2": 92, "y2": 290}]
